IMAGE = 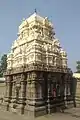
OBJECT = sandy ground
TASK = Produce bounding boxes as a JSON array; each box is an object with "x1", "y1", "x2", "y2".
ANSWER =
[{"x1": 0, "y1": 108, "x2": 80, "y2": 120}]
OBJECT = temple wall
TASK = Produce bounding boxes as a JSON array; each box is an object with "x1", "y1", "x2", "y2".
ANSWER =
[
  {"x1": 73, "y1": 73, "x2": 80, "y2": 107},
  {"x1": 4, "y1": 68, "x2": 73, "y2": 117},
  {"x1": 0, "y1": 82, "x2": 5, "y2": 98}
]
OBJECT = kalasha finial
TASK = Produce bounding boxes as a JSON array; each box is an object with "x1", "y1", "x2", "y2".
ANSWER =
[{"x1": 35, "y1": 8, "x2": 37, "y2": 13}]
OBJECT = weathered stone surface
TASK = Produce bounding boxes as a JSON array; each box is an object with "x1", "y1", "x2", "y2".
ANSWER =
[{"x1": 4, "y1": 11, "x2": 73, "y2": 117}]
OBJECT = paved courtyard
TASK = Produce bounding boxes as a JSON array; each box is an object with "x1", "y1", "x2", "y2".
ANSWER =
[{"x1": 0, "y1": 107, "x2": 80, "y2": 120}]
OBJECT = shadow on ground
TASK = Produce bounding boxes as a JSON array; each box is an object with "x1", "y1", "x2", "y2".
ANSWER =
[{"x1": 64, "y1": 108, "x2": 80, "y2": 118}]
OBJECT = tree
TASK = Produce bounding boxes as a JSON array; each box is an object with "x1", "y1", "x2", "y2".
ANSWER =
[
  {"x1": 76, "y1": 61, "x2": 80, "y2": 73},
  {"x1": 0, "y1": 54, "x2": 7, "y2": 77}
]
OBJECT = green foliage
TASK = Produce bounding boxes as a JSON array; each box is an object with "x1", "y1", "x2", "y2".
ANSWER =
[
  {"x1": 76, "y1": 61, "x2": 80, "y2": 73},
  {"x1": 0, "y1": 72, "x2": 3, "y2": 77},
  {"x1": 0, "y1": 54, "x2": 7, "y2": 77}
]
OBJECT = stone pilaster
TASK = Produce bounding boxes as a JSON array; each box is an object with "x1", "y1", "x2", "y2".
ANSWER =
[
  {"x1": 11, "y1": 76, "x2": 17, "y2": 103},
  {"x1": 34, "y1": 72, "x2": 46, "y2": 117},
  {"x1": 25, "y1": 72, "x2": 36, "y2": 116},
  {"x1": 47, "y1": 73, "x2": 58, "y2": 113},
  {"x1": 58, "y1": 74, "x2": 65, "y2": 109},
  {"x1": 19, "y1": 73, "x2": 26, "y2": 114},
  {"x1": 47, "y1": 73, "x2": 52, "y2": 113},
  {"x1": 9, "y1": 75, "x2": 18, "y2": 112},
  {"x1": 24, "y1": 71, "x2": 46, "y2": 117},
  {"x1": 4, "y1": 75, "x2": 13, "y2": 111}
]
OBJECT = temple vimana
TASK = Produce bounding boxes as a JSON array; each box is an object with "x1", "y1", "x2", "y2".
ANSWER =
[{"x1": 3, "y1": 11, "x2": 75, "y2": 117}]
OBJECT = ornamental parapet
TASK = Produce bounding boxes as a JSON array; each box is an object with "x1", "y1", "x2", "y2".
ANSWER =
[{"x1": 5, "y1": 63, "x2": 71, "y2": 76}]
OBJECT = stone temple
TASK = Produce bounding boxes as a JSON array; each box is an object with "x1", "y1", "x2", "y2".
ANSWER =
[{"x1": 4, "y1": 12, "x2": 74, "y2": 117}]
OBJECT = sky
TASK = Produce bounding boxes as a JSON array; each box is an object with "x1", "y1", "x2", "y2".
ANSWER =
[{"x1": 0, "y1": 0, "x2": 80, "y2": 72}]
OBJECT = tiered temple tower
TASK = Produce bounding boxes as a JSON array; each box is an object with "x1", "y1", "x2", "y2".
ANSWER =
[{"x1": 4, "y1": 12, "x2": 73, "y2": 117}]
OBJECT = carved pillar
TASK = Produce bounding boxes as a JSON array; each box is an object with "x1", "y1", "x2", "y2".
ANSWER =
[
  {"x1": 11, "y1": 75, "x2": 16, "y2": 103},
  {"x1": 25, "y1": 72, "x2": 36, "y2": 116},
  {"x1": 25, "y1": 71, "x2": 46, "y2": 117},
  {"x1": 5, "y1": 75, "x2": 13, "y2": 110},
  {"x1": 64, "y1": 74, "x2": 69, "y2": 107},
  {"x1": 35, "y1": 72, "x2": 44, "y2": 99},
  {"x1": 59, "y1": 74, "x2": 65, "y2": 108},
  {"x1": 65, "y1": 74, "x2": 70, "y2": 105},
  {"x1": 9, "y1": 75, "x2": 19, "y2": 111},
  {"x1": 66, "y1": 74, "x2": 75, "y2": 107},
  {"x1": 34, "y1": 71, "x2": 47, "y2": 116},
  {"x1": 59, "y1": 74, "x2": 65, "y2": 98},
  {"x1": 15, "y1": 74, "x2": 21, "y2": 104},
  {"x1": 19, "y1": 73, "x2": 26, "y2": 114},
  {"x1": 47, "y1": 73, "x2": 53, "y2": 113},
  {"x1": 26, "y1": 72, "x2": 31, "y2": 99}
]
